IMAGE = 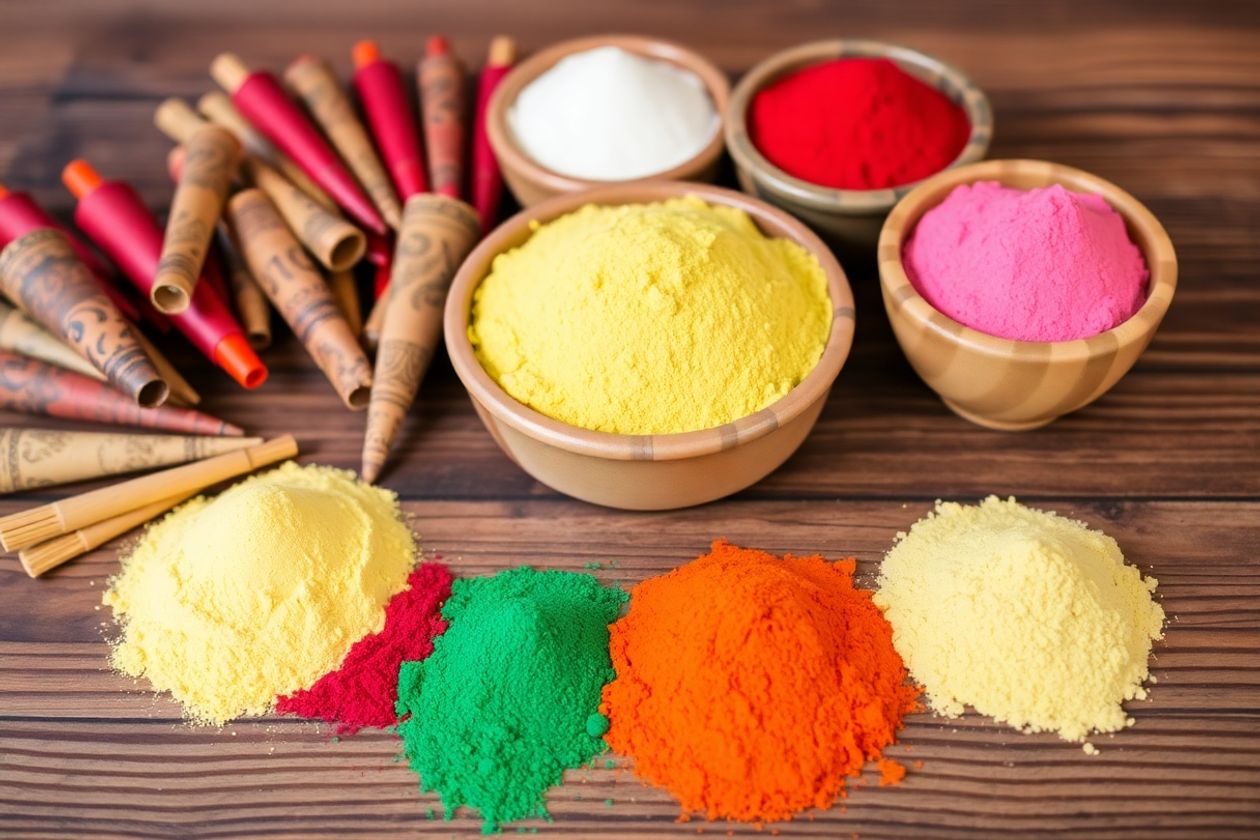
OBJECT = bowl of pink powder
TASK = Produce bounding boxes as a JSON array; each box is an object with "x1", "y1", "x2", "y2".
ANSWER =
[
  {"x1": 726, "y1": 40, "x2": 991, "y2": 251},
  {"x1": 878, "y1": 159, "x2": 1177, "y2": 430}
]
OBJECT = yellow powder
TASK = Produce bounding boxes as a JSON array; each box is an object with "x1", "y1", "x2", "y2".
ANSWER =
[
  {"x1": 469, "y1": 196, "x2": 831, "y2": 435},
  {"x1": 874, "y1": 496, "x2": 1164, "y2": 743},
  {"x1": 102, "y1": 461, "x2": 415, "y2": 725}
]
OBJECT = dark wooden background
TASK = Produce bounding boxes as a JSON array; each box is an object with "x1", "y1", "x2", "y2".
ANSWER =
[{"x1": 1, "y1": 1, "x2": 1258, "y2": 837}]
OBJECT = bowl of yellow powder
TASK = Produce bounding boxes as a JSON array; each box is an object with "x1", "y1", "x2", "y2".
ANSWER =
[{"x1": 445, "y1": 181, "x2": 854, "y2": 510}]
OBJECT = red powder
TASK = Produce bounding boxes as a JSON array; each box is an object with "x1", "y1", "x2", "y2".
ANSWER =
[
  {"x1": 276, "y1": 563, "x2": 453, "y2": 732},
  {"x1": 748, "y1": 58, "x2": 971, "y2": 190}
]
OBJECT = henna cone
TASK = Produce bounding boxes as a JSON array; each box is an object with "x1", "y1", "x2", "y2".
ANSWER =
[
  {"x1": 129, "y1": 330, "x2": 201, "y2": 408},
  {"x1": 0, "y1": 299, "x2": 105, "y2": 382},
  {"x1": 197, "y1": 90, "x2": 336, "y2": 211},
  {"x1": 352, "y1": 40, "x2": 427, "y2": 200},
  {"x1": 418, "y1": 36, "x2": 467, "y2": 200},
  {"x1": 0, "y1": 228, "x2": 167, "y2": 407},
  {"x1": 225, "y1": 189, "x2": 372, "y2": 409},
  {"x1": 473, "y1": 37, "x2": 515, "y2": 230},
  {"x1": 0, "y1": 350, "x2": 240, "y2": 436},
  {"x1": 19, "y1": 489, "x2": 198, "y2": 578},
  {"x1": 0, "y1": 427, "x2": 262, "y2": 494},
  {"x1": 243, "y1": 157, "x2": 365, "y2": 271},
  {"x1": 153, "y1": 125, "x2": 241, "y2": 313},
  {"x1": 210, "y1": 54, "x2": 386, "y2": 235},
  {"x1": 328, "y1": 269, "x2": 362, "y2": 336},
  {"x1": 154, "y1": 97, "x2": 208, "y2": 144},
  {"x1": 284, "y1": 55, "x2": 403, "y2": 231},
  {"x1": 362, "y1": 194, "x2": 479, "y2": 482},
  {"x1": 216, "y1": 222, "x2": 271, "y2": 349}
]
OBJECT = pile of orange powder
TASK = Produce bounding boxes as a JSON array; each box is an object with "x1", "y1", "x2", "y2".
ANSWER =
[{"x1": 602, "y1": 540, "x2": 920, "y2": 823}]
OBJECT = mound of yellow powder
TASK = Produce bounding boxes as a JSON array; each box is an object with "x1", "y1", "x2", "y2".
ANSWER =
[
  {"x1": 874, "y1": 496, "x2": 1164, "y2": 748},
  {"x1": 102, "y1": 462, "x2": 415, "y2": 725},
  {"x1": 469, "y1": 196, "x2": 831, "y2": 434}
]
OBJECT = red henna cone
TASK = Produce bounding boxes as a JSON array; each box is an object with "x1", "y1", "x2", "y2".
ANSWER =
[
  {"x1": 0, "y1": 350, "x2": 241, "y2": 436},
  {"x1": 0, "y1": 229, "x2": 168, "y2": 407},
  {"x1": 472, "y1": 37, "x2": 515, "y2": 230},
  {"x1": 210, "y1": 53, "x2": 387, "y2": 236},
  {"x1": 63, "y1": 160, "x2": 268, "y2": 391},
  {"x1": 352, "y1": 40, "x2": 428, "y2": 200},
  {"x1": 418, "y1": 36, "x2": 467, "y2": 200}
]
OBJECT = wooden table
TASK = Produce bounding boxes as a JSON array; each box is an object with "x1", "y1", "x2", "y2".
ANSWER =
[{"x1": 2, "y1": 1, "x2": 1258, "y2": 837}]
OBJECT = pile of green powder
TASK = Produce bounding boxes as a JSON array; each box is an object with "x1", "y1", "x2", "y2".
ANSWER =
[{"x1": 396, "y1": 567, "x2": 627, "y2": 833}]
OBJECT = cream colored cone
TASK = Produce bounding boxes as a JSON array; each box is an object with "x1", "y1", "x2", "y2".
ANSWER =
[
  {"x1": 243, "y1": 158, "x2": 365, "y2": 272},
  {"x1": 0, "y1": 300, "x2": 105, "y2": 382}
]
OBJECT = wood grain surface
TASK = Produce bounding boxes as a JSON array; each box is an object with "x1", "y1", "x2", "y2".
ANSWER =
[{"x1": 2, "y1": 1, "x2": 1259, "y2": 837}]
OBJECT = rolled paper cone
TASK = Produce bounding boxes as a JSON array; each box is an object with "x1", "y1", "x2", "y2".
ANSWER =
[
  {"x1": 418, "y1": 36, "x2": 467, "y2": 200},
  {"x1": 153, "y1": 125, "x2": 242, "y2": 313},
  {"x1": 225, "y1": 189, "x2": 372, "y2": 409},
  {"x1": 216, "y1": 222, "x2": 271, "y2": 349},
  {"x1": 154, "y1": 97, "x2": 208, "y2": 144},
  {"x1": 328, "y1": 269, "x2": 362, "y2": 336},
  {"x1": 0, "y1": 228, "x2": 167, "y2": 407},
  {"x1": 284, "y1": 55, "x2": 403, "y2": 231},
  {"x1": 65, "y1": 161, "x2": 268, "y2": 391},
  {"x1": 0, "y1": 350, "x2": 241, "y2": 437},
  {"x1": 19, "y1": 488, "x2": 199, "y2": 578},
  {"x1": 0, "y1": 434, "x2": 298, "y2": 552},
  {"x1": 210, "y1": 53, "x2": 386, "y2": 236},
  {"x1": 243, "y1": 157, "x2": 366, "y2": 272},
  {"x1": 362, "y1": 194, "x2": 480, "y2": 483},
  {"x1": 0, "y1": 299, "x2": 105, "y2": 382},
  {"x1": 197, "y1": 89, "x2": 337, "y2": 212},
  {"x1": 0, "y1": 427, "x2": 263, "y2": 495},
  {"x1": 131, "y1": 328, "x2": 201, "y2": 407},
  {"x1": 165, "y1": 147, "x2": 235, "y2": 305},
  {"x1": 352, "y1": 40, "x2": 428, "y2": 200},
  {"x1": 472, "y1": 37, "x2": 515, "y2": 231}
]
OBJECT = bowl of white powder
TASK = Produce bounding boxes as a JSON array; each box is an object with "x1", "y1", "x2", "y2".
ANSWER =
[{"x1": 487, "y1": 35, "x2": 729, "y2": 207}]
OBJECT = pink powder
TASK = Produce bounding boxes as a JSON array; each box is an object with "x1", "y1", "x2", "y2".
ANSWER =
[{"x1": 902, "y1": 181, "x2": 1149, "y2": 341}]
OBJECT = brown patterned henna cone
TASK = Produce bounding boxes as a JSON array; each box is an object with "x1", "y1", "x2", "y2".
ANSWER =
[
  {"x1": 225, "y1": 188, "x2": 372, "y2": 409},
  {"x1": 284, "y1": 56, "x2": 403, "y2": 231},
  {"x1": 361, "y1": 194, "x2": 479, "y2": 482},
  {"x1": 418, "y1": 47, "x2": 467, "y2": 199},
  {"x1": 0, "y1": 228, "x2": 167, "y2": 407},
  {"x1": 0, "y1": 299, "x2": 105, "y2": 382},
  {"x1": 243, "y1": 157, "x2": 365, "y2": 272},
  {"x1": 197, "y1": 90, "x2": 338, "y2": 211},
  {"x1": 215, "y1": 222, "x2": 271, "y2": 349},
  {"x1": 0, "y1": 350, "x2": 240, "y2": 436},
  {"x1": 328, "y1": 269, "x2": 363, "y2": 336},
  {"x1": 153, "y1": 97, "x2": 209, "y2": 144},
  {"x1": 0, "y1": 427, "x2": 262, "y2": 494},
  {"x1": 153, "y1": 125, "x2": 241, "y2": 313}
]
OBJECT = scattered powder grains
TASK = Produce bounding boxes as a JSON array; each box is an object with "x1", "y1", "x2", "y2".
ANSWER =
[
  {"x1": 102, "y1": 462, "x2": 415, "y2": 725},
  {"x1": 469, "y1": 197, "x2": 831, "y2": 435},
  {"x1": 749, "y1": 58, "x2": 971, "y2": 190},
  {"x1": 396, "y1": 568, "x2": 628, "y2": 833},
  {"x1": 874, "y1": 496, "x2": 1165, "y2": 746},
  {"x1": 601, "y1": 540, "x2": 920, "y2": 824},
  {"x1": 276, "y1": 563, "x2": 452, "y2": 733},
  {"x1": 902, "y1": 182, "x2": 1149, "y2": 341}
]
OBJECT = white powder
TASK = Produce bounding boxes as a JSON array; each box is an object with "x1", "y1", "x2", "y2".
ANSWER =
[{"x1": 508, "y1": 46, "x2": 718, "y2": 181}]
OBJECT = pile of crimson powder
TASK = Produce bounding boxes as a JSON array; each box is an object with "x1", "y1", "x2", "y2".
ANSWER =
[{"x1": 749, "y1": 57, "x2": 971, "y2": 190}]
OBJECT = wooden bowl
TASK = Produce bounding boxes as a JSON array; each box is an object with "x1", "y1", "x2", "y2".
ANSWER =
[
  {"x1": 486, "y1": 35, "x2": 731, "y2": 207},
  {"x1": 726, "y1": 39, "x2": 991, "y2": 253},
  {"x1": 444, "y1": 181, "x2": 855, "y2": 510},
  {"x1": 878, "y1": 159, "x2": 1177, "y2": 431}
]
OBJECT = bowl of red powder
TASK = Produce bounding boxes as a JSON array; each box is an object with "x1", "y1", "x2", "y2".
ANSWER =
[
  {"x1": 878, "y1": 159, "x2": 1177, "y2": 430},
  {"x1": 726, "y1": 40, "x2": 991, "y2": 251}
]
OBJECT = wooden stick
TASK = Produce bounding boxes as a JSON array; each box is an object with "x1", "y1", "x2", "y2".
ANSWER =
[
  {"x1": 0, "y1": 435, "x2": 297, "y2": 551},
  {"x1": 18, "y1": 489, "x2": 199, "y2": 578}
]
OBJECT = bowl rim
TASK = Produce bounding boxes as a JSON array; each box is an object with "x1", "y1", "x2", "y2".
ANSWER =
[
  {"x1": 877, "y1": 158, "x2": 1178, "y2": 361},
  {"x1": 486, "y1": 34, "x2": 732, "y2": 192},
  {"x1": 726, "y1": 38, "x2": 993, "y2": 214},
  {"x1": 444, "y1": 181, "x2": 856, "y2": 462}
]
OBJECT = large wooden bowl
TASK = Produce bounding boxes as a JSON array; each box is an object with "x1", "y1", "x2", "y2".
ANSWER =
[
  {"x1": 878, "y1": 159, "x2": 1177, "y2": 431},
  {"x1": 486, "y1": 35, "x2": 730, "y2": 208},
  {"x1": 444, "y1": 181, "x2": 855, "y2": 510},
  {"x1": 726, "y1": 39, "x2": 991, "y2": 254}
]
